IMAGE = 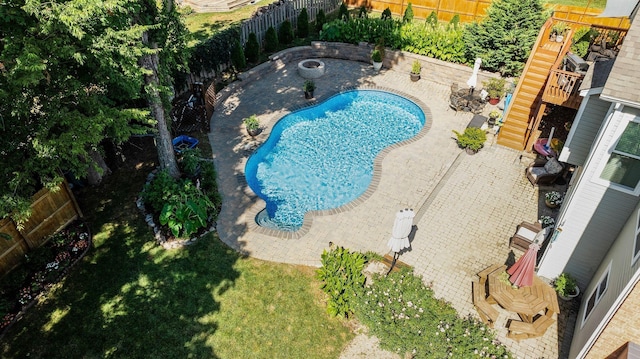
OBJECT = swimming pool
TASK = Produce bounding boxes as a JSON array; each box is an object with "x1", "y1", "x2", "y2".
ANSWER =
[{"x1": 245, "y1": 90, "x2": 426, "y2": 231}]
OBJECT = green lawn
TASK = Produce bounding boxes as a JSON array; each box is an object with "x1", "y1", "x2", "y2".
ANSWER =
[{"x1": 0, "y1": 153, "x2": 352, "y2": 358}]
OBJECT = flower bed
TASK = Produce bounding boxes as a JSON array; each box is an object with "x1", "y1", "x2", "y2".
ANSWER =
[{"x1": 0, "y1": 221, "x2": 91, "y2": 337}]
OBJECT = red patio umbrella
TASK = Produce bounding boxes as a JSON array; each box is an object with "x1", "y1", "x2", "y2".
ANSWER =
[{"x1": 507, "y1": 242, "x2": 541, "y2": 287}]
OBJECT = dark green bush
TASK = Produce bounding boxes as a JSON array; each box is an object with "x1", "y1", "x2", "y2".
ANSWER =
[
  {"x1": 463, "y1": 0, "x2": 547, "y2": 76},
  {"x1": 425, "y1": 11, "x2": 438, "y2": 27},
  {"x1": 381, "y1": 7, "x2": 392, "y2": 20},
  {"x1": 403, "y1": 3, "x2": 414, "y2": 23},
  {"x1": 320, "y1": 18, "x2": 403, "y2": 48},
  {"x1": 297, "y1": 8, "x2": 309, "y2": 38},
  {"x1": 278, "y1": 20, "x2": 294, "y2": 45},
  {"x1": 179, "y1": 148, "x2": 202, "y2": 178},
  {"x1": 316, "y1": 246, "x2": 366, "y2": 318},
  {"x1": 264, "y1": 26, "x2": 278, "y2": 52},
  {"x1": 358, "y1": 5, "x2": 368, "y2": 18},
  {"x1": 245, "y1": 32, "x2": 260, "y2": 63},
  {"x1": 339, "y1": 3, "x2": 349, "y2": 21},
  {"x1": 188, "y1": 27, "x2": 239, "y2": 73},
  {"x1": 315, "y1": 9, "x2": 326, "y2": 32},
  {"x1": 159, "y1": 181, "x2": 215, "y2": 238},
  {"x1": 449, "y1": 14, "x2": 460, "y2": 30},
  {"x1": 141, "y1": 170, "x2": 181, "y2": 214},
  {"x1": 230, "y1": 39, "x2": 246, "y2": 71}
]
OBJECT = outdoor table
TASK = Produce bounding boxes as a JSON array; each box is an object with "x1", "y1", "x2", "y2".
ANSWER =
[{"x1": 486, "y1": 269, "x2": 560, "y2": 323}]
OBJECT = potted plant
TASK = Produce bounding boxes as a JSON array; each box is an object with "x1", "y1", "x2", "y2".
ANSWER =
[
  {"x1": 482, "y1": 78, "x2": 506, "y2": 105},
  {"x1": 371, "y1": 49, "x2": 383, "y2": 71},
  {"x1": 488, "y1": 110, "x2": 501, "y2": 128},
  {"x1": 545, "y1": 191, "x2": 563, "y2": 208},
  {"x1": 410, "y1": 60, "x2": 421, "y2": 82},
  {"x1": 539, "y1": 215, "x2": 555, "y2": 228},
  {"x1": 303, "y1": 80, "x2": 316, "y2": 99},
  {"x1": 452, "y1": 127, "x2": 487, "y2": 155},
  {"x1": 552, "y1": 21, "x2": 569, "y2": 42},
  {"x1": 243, "y1": 114, "x2": 261, "y2": 137},
  {"x1": 554, "y1": 272, "x2": 580, "y2": 300}
]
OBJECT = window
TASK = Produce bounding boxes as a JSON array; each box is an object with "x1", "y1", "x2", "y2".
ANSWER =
[
  {"x1": 634, "y1": 209, "x2": 640, "y2": 265},
  {"x1": 582, "y1": 263, "x2": 611, "y2": 326},
  {"x1": 596, "y1": 107, "x2": 640, "y2": 194}
]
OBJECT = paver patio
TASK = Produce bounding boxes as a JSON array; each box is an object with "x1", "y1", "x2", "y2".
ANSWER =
[{"x1": 208, "y1": 56, "x2": 577, "y2": 358}]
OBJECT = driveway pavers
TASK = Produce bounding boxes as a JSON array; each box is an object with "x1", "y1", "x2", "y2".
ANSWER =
[{"x1": 208, "y1": 57, "x2": 575, "y2": 358}]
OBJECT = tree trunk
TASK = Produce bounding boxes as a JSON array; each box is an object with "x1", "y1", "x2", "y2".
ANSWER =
[
  {"x1": 85, "y1": 149, "x2": 111, "y2": 186},
  {"x1": 141, "y1": 41, "x2": 180, "y2": 179}
]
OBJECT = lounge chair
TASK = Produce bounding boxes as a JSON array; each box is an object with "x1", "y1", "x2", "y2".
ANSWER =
[
  {"x1": 509, "y1": 221, "x2": 551, "y2": 252},
  {"x1": 525, "y1": 157, "x2": 565, "y2": 186}
]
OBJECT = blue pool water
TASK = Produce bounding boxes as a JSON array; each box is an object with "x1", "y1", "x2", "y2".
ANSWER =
[{"x1": 245, "y1": 90, "x2": 426, "y2": 231}]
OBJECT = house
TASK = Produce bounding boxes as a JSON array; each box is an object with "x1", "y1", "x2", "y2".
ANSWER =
[{"x1": 533, "y1": 4, "x2": 640, "y2": 357}]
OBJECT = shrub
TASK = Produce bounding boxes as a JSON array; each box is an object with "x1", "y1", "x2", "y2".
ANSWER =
[
  {"x1": 199, "y1": 161, "x2": 221, "y2": 210},
  {"x1": 230, "y1": 39, "x2": 246, "y2": 71},
  {"x1": 411, "y1": 59, "x2": 421, "y2": 74},
  {"x1": 179, "y1": 148, "x2": 202, "y2": 178},
  {"x1": 188, "y1": 27, "x2": 239, "y2": 73},
  {"x1": 278, "y1": 20, "x2": 294, "y2": 45},
  {"x1": 425, "y1": 11, "x2": 438, "y2": 27},
  {"x1": 320, "y1": 18, "x2": 403, "y2": 48},
  {"x1": 354, "y1": 269, "x2": 512, "y2": 358},
  {"x1": 400, "y1": 22, "x2": 466, "y2": 63},
  {"x1": 315, "y1": 9, "x2": 326, "y2": 32},
  {"x1": 449, "y1": 14, "x2": 460, "y2": 30},
  {"x1": 264, "y1": 26, "x2": 278, "y2": 52},
  {"x1": 403, "y1": 3, "x2": 414, "y2": 23},
  {"x1": 371, "y1": 49, "x2": 382, "y2": 62},
  {"x1": 159, "y1": 181, "x2": 215, "y2": 238},
  {"x1": 142, "y1": 170, "x2": 181, "y2": 214},
  {"x1": 571, "y1": 26, "x2": 598, "y2": 58},
  {"x1": 358, "y1": 5, "x2": 368, "y2": 18},
  {"x1": 463, "y1": 0, "x2": 547, "y2": 76},
  {"x1": 381, "y1": 7, "x2": 392, "y2": 20},
  {"x1": 297, "y1": 8, "x2": 309, "y2": 38},
  {"x1": 554, "y1": 272, "x2": 578, "y2": 297},
  {"x1": 245, "y1": 32, "x2": 260, "y2": 63},
  {"x1": 452, "y1": 127, "x2": 487, "y2": 152},
  {"x1": 482, "y1": 77, "x2": 507, "y2": 99},
  {"x1": 316, "y1": 246, "x2": 366, "y2": 318},
  {"x1": 339, "y1": 2, "x2": 349, "y2": 21}
]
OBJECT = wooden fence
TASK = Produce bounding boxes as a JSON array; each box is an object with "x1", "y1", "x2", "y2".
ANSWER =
[{"x1": 0, "y1": 181, "x2": 82, "y2": 277}]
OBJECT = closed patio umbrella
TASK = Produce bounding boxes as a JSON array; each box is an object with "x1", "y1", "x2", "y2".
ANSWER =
[
  {"x1": 507, "y1": 242, "x2": 540, "y2": 287},
  {"x1": 466, "y1": 58, "x2": 482, "y2": 93},
  {"x1": 386, "y1": 209, "x2": 414, "y2": 274}
]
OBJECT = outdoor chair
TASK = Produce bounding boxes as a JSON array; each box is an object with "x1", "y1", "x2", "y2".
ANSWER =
[
  {"x1": 525, "y1": 157, "x2": 565, "y2": 186},
  {"x1": 509, "y1": 221, "x2": 551, "y2": 252}
]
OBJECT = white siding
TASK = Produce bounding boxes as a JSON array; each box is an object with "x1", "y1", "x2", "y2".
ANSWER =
[
  {"x1": 538, "y1": 107, "x2": 640, "y2": 285},
  {"x1": 560, "y1": 95, "x2": 611, "y2": 166},
  {"x1": 569, "y1": 201, "x2": 640, "y2": 358}
]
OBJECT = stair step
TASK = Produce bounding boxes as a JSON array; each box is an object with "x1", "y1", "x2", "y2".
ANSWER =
[{"x1": 497, "y1": 136, "x2": 526, "y2": 151}]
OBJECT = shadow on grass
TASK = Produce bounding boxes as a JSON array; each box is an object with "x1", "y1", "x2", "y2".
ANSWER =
[{"x1": 1, "y1": 153, "x2": 241, "y2": 358}]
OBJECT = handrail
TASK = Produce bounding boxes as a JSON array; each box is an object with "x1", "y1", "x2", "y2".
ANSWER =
[{"x1": 542, "y1": 69, "x2": 584, "y2": 109}]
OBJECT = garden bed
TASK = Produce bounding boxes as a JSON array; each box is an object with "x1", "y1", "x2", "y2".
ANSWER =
[{"x1": 0, "y1": 220, "x2": 91, "y2": 337}]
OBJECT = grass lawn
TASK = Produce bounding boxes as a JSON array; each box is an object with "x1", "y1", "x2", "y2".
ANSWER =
[{"x1": 0, "y1": 142, "x2": 353, "y2": 358}]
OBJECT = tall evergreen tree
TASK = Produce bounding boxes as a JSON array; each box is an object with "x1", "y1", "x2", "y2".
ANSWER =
[
  {"x1": 463, "y1": 0, "x2": 548, "y2": 76},
  {"x1": 403, "y1": 3, "x2": 414, "y2": 23},
  {"x1": 297, "y1": 8, "x2": 309, "y2": 38}
]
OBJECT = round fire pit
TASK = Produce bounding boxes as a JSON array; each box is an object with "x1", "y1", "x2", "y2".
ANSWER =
[{"x1": 298, "y1": 59, "x2": 325, "y2": 79}]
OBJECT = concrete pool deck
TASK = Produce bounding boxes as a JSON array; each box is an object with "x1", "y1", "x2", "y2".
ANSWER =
[{"x1": 208, "y1": 56, "x2": 576, "y2": 358}]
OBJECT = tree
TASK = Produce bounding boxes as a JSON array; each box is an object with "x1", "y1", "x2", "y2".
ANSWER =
[
  {"x1": 463, "y1": 0, "x2": 548, "y2": 76},
  {"x1": 245, "y1": 33, "x2": 260, "y2": 63},
  {"x1": 278, "y1": 20, "x2": 294, "y2": 45},
  {"x1": 316, "y1": 9, "x2": 326, "y2": 32},
  {"x1": 264, "y1": 26, "x2": 278, "y2": 52},
  {"x1": 339, "y1": 3, "x2": 349, "y2": 21},
  {"x1": 297, "y1": 8, "x2": 309, "y2": 38},
  {"x1": 0, "y1": 0, "x2": 188, "y2": 222},
  {"x1": 381, "y1": 7, "x2": 392, "y2": 20},
  {"x1": 230, "y1": 40, "x2": 246, "y2": 71},
  {"x1": 403, "y1": 3, "x2": 414, "y2": 23}
]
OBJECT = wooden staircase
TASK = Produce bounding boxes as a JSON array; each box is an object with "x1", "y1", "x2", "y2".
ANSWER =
[{"x1": 497, "y1": 19, "x2": 573, "y2": 151}]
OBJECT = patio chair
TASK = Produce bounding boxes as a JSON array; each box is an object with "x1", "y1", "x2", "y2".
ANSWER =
[
  {"x1": 525, "y1": 157, "x2": 565, "y2": 186},
  {"x1": 509, "y1": 222, "x2": 551, "y2": 252}
]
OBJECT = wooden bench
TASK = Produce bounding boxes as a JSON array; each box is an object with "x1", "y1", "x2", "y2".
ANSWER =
[
  {"x1": 472, "y1": 280, "x2": 499, "y2": 327},
  {"x1": 507, "y1": 314, "x2": 555, "y2": 341},
  {"x1": 381, "y1": 254, "x2": 411, "y2": 273},
  {"x1": 477, "y1": 264, "x2": 506, "y2": 285}
]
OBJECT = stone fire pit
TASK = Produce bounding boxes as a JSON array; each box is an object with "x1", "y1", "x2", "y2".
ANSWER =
[{"x1": 298, "y1": 59, "x2": 325, "y2": 79}]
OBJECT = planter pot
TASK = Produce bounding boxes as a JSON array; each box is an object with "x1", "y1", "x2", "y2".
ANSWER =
[
  {"x1": 410, "y1": 73, "x2": 420, "y2": 82},
  {"x1": 487, "y1": 117, "x2": 497, "y2": 128},
  {"x1": 247, "y1": 127, "x2": 262, "y2": 137},
  {"x1": 545, "y1": 199, "x2": 559, "y2": 209},
  {"x1": 465, "y1": 148, "x2": 479, "y2": 155},
  {"x1": 556, "y1": 35, "x2": 564, "y2": 43},
  {"x1": 559, "y1": 286, "x2": 580, "y2": 301},
  {"x1": 304, "y1": 90, "x2": 314, "y2": 99},
  {"x1": 488, "y1": 97, "x2": 500, "y2": 105},
  {"x1": 373, "y1": 61, "x2": 383, "y2": 71}
]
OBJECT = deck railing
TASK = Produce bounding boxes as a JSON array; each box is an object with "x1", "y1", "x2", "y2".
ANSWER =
[{"x1": 542, "y1": 69, "x2": 584, "y2": 109}]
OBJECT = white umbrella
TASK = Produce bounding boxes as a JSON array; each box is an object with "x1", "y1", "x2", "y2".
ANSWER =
[
  {"x1": 386, "y1": 209, "x2": 414, "y2": 274},
  {"x1": 466, "y1": 58, "x2": 482, "y2": 90}
]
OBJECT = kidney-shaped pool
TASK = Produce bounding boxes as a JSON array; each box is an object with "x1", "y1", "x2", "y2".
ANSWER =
[{"x1": 245, "y1": 89, "x2": 426, "y2": 231}]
